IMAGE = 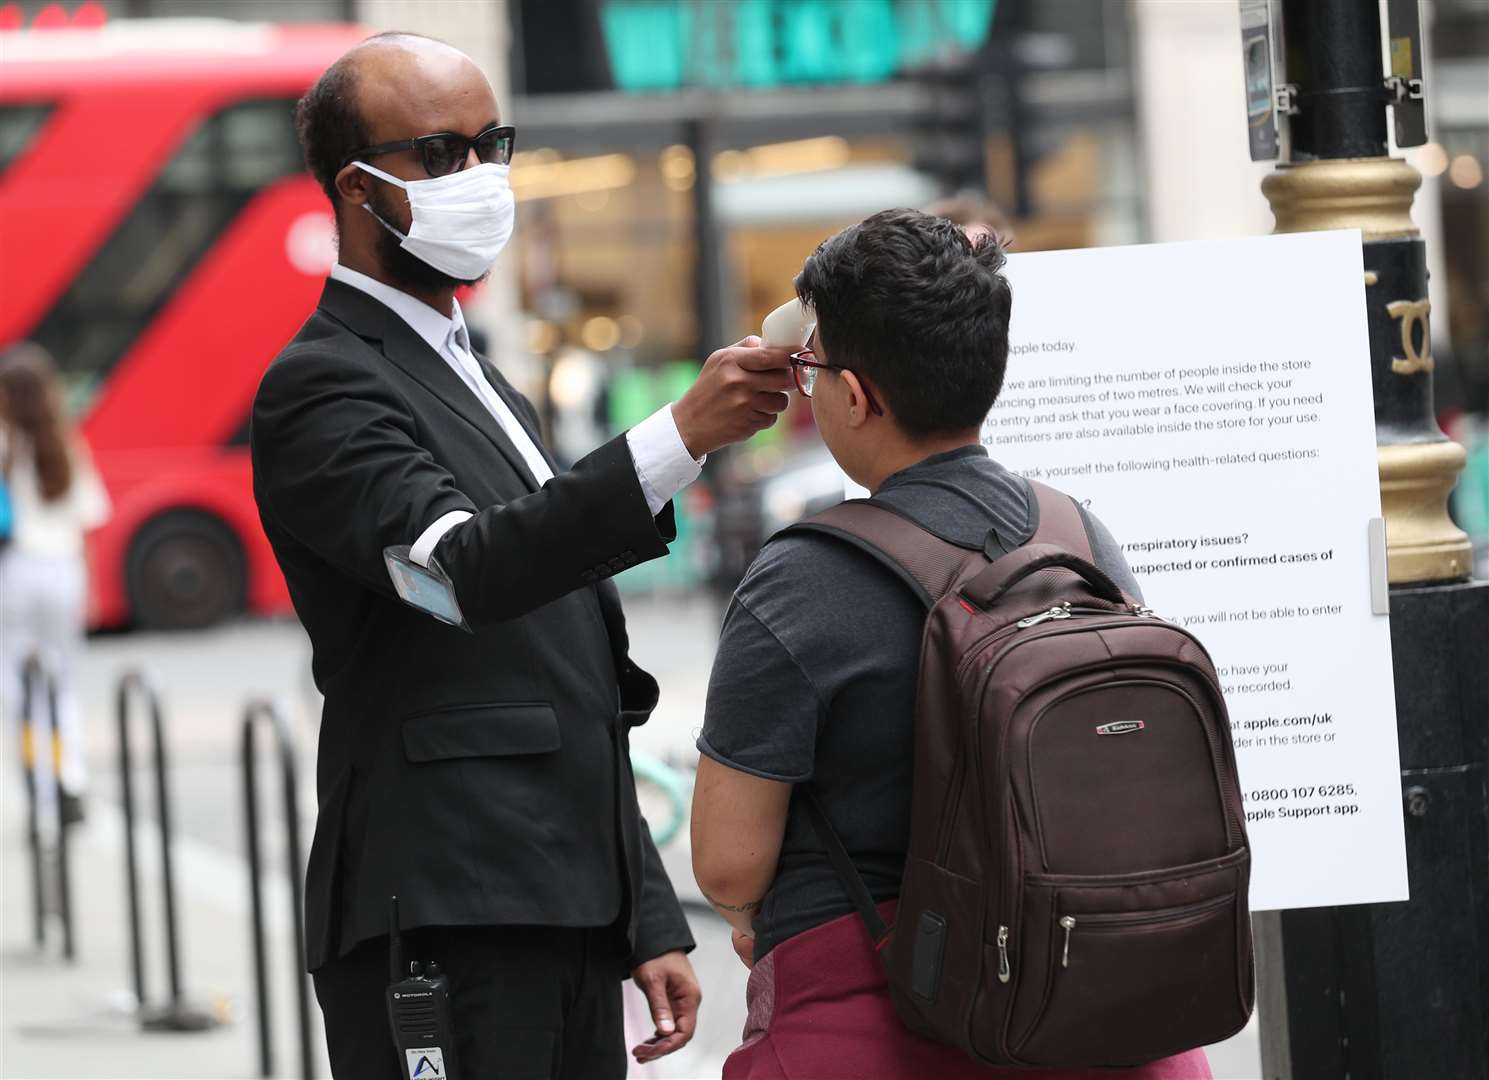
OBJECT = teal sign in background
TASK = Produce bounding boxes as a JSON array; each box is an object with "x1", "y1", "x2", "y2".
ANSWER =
[{"x1": 600, "y1": 0, "x2": 997, "y2": 93}]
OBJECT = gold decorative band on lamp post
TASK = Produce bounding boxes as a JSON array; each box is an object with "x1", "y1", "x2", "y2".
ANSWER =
[
  {"x1": 1262, "y1": 156, "x2": 1420, "y2": 240},
  {"x1": 1263, "y1": 155, "x2": 1473, "y2": 585},
  {"x1": 1378, "y1": 441, "x2": 1472, "y2": 582}
]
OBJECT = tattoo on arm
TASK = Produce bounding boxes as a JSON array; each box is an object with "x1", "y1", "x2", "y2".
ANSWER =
[{"x1": 701, "y1": 889, "x2": 763, "y2": 914}]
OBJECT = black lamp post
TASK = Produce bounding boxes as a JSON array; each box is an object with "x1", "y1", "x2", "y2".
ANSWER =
[{"x1": 1245, "y1": 1, "x2": 1489, "y2": 1076}]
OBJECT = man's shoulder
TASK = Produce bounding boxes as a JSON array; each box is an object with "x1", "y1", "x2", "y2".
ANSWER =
[
  {"x1": 744, "y1": 525, "x2": 876, "y2": 586},
  {"x1": 735, "y1": 521, "x2": 924, "y2": 635},
  {"x1": 269, "y1": 308, "x2": 375, "y2": 372},
  {"x1": 256, "y1": 311, "x2": 385, "y2": 405}
]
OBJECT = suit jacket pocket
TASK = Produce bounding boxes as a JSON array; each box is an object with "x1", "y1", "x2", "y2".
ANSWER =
[
  {"x1": 402, "y1": 703, "x2": 561, "y2": 761},
  {"x1": 617, "y1": 659, "x2": 660, "y2": 729}
]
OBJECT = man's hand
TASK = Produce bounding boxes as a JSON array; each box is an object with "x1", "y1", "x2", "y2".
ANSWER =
[
  {"x1": 672, "y1": 336, "x2": 795, "y2": 459},
  {"x1": 631, "y1": 950, "x2": 702, "y2": 1064},
  {"x1": 731, "y1": 928, "x2": 756, "y2": 970}
]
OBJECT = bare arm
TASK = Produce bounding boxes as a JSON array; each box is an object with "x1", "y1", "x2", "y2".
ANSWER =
[{"x1": 690, "y1": 755, "x2": 792, "y2": 936}]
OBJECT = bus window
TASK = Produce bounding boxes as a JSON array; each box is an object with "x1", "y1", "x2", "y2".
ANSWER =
[
  {"x1": 27, "y1": 98, "x2": 302, "y2": 411},
  {"x1": 0, "y1": 103, "x2": 51, "y2": 173}
]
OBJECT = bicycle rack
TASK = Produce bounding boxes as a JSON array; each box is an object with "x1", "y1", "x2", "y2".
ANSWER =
[
  {"x1": 242, "y1": 698, "x2": 313, "y2": 1080},
  {"x1": 19, "y1": 655, "x2": 74, "y2": 960},
  {"x1": 115, "y1": 670, "x2": 221, "y2": 1032}
]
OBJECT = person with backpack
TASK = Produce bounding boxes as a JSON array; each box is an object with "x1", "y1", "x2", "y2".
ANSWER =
[
  {"x1": 691, "y1": 210, "x2": 1250, "y2": 1079},
  {"x1": 0, "y1": 344, "x2": 112, "y2": 826}
]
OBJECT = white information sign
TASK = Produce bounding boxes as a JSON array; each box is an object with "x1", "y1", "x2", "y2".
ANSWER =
[{"x1": 977, "y1": 230, "x2": 1406, "y2": 910}]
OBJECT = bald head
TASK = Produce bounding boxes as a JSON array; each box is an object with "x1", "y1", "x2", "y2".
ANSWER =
[
  {"x1": 294, "y1": 31, "x2": 499, "y2": 212},
  {"x1": 348, "y1": 34, "x2": 495, "y2": 148}
]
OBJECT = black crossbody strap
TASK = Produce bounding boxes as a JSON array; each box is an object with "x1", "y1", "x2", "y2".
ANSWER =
[{"x1": 802, "y1": 787, "x2": 891, "y2": 949}]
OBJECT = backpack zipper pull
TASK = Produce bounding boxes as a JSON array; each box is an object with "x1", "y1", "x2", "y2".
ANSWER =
[
  {"x1": 1059, "y1": 915, "x2": 1076, "y2": 967},
  {"x1": 1017, "y1": 603, "x2": 1072, "y2": 628},
  {"x1": 1131, "y1": 604, "x2": 1159, "y2": 618},
  {"x1": 997, "y1": 925, "x2": 1011, "y2": 983}
]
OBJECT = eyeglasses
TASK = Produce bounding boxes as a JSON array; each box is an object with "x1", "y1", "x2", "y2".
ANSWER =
[
  {"x1": 345, "y1": 124, "x2": 516, "y2": 178},
  {"x1": 789, "y1": 348, "x2": 884, "y2": 416}
]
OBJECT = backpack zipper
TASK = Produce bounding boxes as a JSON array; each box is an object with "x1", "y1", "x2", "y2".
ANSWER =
[
  {"x1": 1016, "y1": 603, "x2": 1072, "y2": 628},
  {"x1": 996, "y1": 925, "x2": 1011, "y2": 982},
  {"x1": 955, "y1": 604, "x2": 1130, "y2": 683},
  {"x1": 1020, "y1": 603, "x2": 1155, "y2": 629},
  {"x1": 1057, "y1": 893, "x2": 1234, "y2": 969}
]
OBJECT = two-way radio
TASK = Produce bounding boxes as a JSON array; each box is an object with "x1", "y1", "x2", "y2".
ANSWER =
[{"x1": 385, "y1": 896, "x2": 459, "y2": 1080}]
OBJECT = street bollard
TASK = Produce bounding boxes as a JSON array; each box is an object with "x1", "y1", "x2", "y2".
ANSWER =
[
  {"x1": 19, "y1": 654, "x2": 75, "y2": 960},
  {"x1": 115, "y1": 670, "x2": 222, "y2": 1032},
  {"x1": 241, "y1": 698, "x2": 313, "y2": 1080}
]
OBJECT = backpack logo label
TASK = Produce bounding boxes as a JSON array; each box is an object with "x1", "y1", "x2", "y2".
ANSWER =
[{"x1": 1096, "y1": 720, "x2": 1145, "y2": 736}]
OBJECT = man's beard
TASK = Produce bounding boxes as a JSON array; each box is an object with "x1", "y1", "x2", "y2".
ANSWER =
[{"x1": 368, "y1": 186, "x2": 488, "y2": 293}]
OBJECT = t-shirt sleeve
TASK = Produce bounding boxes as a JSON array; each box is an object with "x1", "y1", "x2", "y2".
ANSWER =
[
  {"x1": 1081, "y1": 506, "x2": 1143, "y2": 603},
  {"x1": 698, "y1": 591, "x2": 825, "y2": 784}
]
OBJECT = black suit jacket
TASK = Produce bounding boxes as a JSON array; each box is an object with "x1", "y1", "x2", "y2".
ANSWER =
[{"x1": 251, "y1": 279, "x2": 694, "y2": 972}]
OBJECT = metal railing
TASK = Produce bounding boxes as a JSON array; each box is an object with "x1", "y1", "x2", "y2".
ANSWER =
[
  {"x1": 241, "y1": 698, "x2": 313, "y2": 1080},
  {"x1": 115, "y1": 671, "x2": 220, "y2": 1032},
  {"x1": 19, "y1": 655, "x2": 74, "y2": 960}
]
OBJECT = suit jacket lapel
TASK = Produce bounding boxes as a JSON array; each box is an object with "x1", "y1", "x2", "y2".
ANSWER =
[
  {"x1": 470, "y1": 348, "x2": 639, "y2": 663},
  {"x1": 474, "y1": 353, "x2": 561, "y2": 476},
  {"x1": 318, "y1": 279, "x2": 540, "y2": 493}
]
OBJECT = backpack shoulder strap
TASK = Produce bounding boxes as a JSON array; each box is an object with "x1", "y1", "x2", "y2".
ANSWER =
[
  {"x1": 775, "y1": 500, "x2": 975, "y2": 958},
  {"x1": 1026, "y1": 479, "x2": 1096, "y2": 561},
  {"x1": 775, "y1": 499, "x2": 983, "y2": 609},
  {"x1": 801, "y1": 789, "x2": 891, "y2": 948}
]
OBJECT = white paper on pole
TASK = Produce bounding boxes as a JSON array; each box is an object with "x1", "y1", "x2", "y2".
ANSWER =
[{"x1": 850, "y1": 230, "x2": 1407, "y2": 911}]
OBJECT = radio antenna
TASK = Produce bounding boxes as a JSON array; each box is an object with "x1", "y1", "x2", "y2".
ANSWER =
[{"x1": 389, "y1": 895, "x2": 403, "y2": 983}]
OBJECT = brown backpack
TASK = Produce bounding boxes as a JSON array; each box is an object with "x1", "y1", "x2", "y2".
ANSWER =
[{"x1": 780, "y1": 479, "x2": 1254, "y2": 1068}]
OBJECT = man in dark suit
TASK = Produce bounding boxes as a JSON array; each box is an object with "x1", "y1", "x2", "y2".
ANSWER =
[{"x1": 251, "y1": 32, "x2": 794, "y2": 1079}]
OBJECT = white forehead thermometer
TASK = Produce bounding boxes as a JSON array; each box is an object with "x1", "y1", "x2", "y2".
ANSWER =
[{"x1": 762, "y1": 297, "x2": 815, "y2": 349}]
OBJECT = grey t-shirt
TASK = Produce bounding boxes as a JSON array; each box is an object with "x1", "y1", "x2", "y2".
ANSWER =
[{"x1": 698, "y1": 445, "x2": 1140, "y2": 959}]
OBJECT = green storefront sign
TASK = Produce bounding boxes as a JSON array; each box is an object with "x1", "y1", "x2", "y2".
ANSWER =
[{"x1": 600, "y1": 0, "x2": 997, "y2": 93}]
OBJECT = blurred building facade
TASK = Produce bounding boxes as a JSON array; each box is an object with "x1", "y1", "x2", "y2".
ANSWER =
[
  {"x1": 6, "y1": 0, "x2": 1484, "y2": 412},
  {"x1": 4, "y1": 0, "x2": 1486, "y2": 588}
]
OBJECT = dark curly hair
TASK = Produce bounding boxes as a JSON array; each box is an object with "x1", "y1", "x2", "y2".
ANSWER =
[
  {"x1": 795, "y1": 208, "x2": 1013, "y2": 438},
  {"x1": 295, "y1": 32, "x2": 428, "y2": 212}
]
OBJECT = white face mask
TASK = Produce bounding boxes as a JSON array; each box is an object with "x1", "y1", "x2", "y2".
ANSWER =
[{"x1": 354, "y1": 160, "x2": 515, "y2": 281}]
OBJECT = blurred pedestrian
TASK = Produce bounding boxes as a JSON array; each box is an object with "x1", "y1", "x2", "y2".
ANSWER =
[
  {"x1": 253, "y1": 31, "x2": 793, "y2": 1080},
  {"x1": 0, "y1": 343, "x2": 111, "y2": 826}
]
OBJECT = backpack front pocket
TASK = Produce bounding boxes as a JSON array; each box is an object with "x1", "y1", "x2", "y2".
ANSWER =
[{"x1": 1009, "y1": 857, "x2": 1251, "y2": 1067}]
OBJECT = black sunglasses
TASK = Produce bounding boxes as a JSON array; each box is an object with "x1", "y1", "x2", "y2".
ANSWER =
[{"x1": 344, "y1": 123, "x2": 516, "y2": 178}]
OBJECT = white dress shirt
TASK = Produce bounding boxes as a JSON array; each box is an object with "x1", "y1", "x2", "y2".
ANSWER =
[{"x1": 328, "y1": 264, "x2": 703, "y2": 566}]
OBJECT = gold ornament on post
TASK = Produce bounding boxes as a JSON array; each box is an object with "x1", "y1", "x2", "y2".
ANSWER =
[{"x1": 1262, "y1": 158, "x2": 1471, "y2": 584}]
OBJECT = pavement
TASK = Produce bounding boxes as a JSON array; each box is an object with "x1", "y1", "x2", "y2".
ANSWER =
[{"x1": 1, "y1": 595, "x2": 1263, "y2": 1078}]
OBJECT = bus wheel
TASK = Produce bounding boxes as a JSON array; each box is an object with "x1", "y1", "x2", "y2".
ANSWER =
[{"x1": 126, "y1": 511, "x2": 247, "y2": 630}]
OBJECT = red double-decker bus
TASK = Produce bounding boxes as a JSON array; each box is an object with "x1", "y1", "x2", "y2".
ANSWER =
[{"x1": 1, "y1": 19, "x2": 366, "y2": 628}]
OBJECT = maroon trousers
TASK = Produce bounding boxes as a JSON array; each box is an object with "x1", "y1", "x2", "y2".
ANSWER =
[{"x1": 723, "y1": 902, "x2": 1212, "y2": 1080}]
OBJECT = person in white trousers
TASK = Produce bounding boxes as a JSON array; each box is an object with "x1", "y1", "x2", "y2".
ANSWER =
[{"x1": 0, "y1": 344, "x2": 110, "y2": 825}]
